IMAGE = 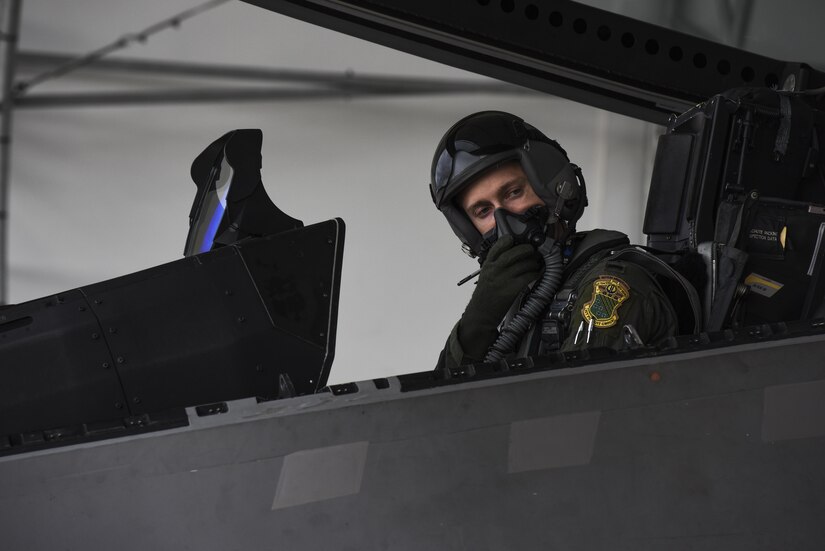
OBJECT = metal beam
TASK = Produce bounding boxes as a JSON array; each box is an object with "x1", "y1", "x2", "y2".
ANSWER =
[
  {"x1": 12, "y1": 82, "x2": 533, "y2": 109},
  {"x1": 241, "y1": 0, "x2": 825, "y2": 124},
  {"x1": 12, "y1": 50, "x2": 540, "y2": 108},
  {"x1": 17, "y1": 51, "x2": 509, "y2": 91}
]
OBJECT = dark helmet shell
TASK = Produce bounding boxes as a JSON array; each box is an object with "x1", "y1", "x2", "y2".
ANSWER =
[{"x1": 429, "y1": 111, "x2": 587, "y2": 256}]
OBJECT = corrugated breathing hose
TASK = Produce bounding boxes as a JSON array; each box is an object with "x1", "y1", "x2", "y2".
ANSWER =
[{"x1": 484, "y1": 238, "x2": 563, "y2": 362}]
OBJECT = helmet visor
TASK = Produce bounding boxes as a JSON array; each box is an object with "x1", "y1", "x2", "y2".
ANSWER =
[{"x1": 431, "y1": 112, "x2": 530, "y2": 206}]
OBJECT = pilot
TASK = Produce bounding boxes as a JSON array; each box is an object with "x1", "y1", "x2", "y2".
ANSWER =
[{"x1": 430, "y1": 111, "x2": 699, "y2": 370}]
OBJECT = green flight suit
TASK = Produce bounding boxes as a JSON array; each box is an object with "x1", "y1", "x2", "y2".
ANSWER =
[
  {"x1": 439, "y1": 229, "x2": 680, "y2": 369},
  {"x1": 559, "y1": 251, "x2": 678, "y2": 352}
]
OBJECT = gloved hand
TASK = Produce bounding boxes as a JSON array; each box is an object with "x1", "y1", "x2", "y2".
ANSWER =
[{"x1": 456, "y1": 235, "x2": 542, "y2": 362}]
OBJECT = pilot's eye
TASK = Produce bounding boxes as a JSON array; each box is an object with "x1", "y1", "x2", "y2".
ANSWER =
[
  {"x1": 505, "y1": 186, "x2": 524, "y2": 199},
  {"x1": 475, "y1": 206, "x2": 492, "y2": 218}
]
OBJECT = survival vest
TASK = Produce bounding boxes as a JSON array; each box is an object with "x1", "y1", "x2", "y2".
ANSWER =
[{"x1": 509, "y1": 229, "x2": 702, "y2": 358}]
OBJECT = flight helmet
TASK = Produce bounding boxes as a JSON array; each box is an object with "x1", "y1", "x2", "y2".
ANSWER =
[{"x1": 429, "y1": 111, "x2": 587, "y2": 257}]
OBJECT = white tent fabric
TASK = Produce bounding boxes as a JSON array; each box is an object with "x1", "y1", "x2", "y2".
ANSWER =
[{"x1": 9, "y1": 0, "x2": 670, "y2": 383}]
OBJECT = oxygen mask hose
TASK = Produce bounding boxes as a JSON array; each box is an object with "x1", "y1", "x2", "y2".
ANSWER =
[{"x1": 483, "y1": 207, "x2": 564, "y2": 362}]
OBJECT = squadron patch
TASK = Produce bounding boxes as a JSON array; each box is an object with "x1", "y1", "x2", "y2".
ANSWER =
[{"x1": 581, "y1": 276, "x2": 630, "y2": 329}]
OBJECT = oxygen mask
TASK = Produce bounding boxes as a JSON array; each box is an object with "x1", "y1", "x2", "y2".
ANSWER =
[
  {"x1": 478, "y1": 205, "x2": 552, "y2": 260},
  {"x1": 458, "y1": 205, "x2": 555, "y2": 286}
]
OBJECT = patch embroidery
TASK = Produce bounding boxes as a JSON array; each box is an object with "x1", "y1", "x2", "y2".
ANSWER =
[{"x1": 581, "y1": 276, "x2": 630, "y2": 328}]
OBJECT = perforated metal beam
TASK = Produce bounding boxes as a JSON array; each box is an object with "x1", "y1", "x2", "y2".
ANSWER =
[{"x1": 242, "y1": 0, "x2": 825, "y2": 124}]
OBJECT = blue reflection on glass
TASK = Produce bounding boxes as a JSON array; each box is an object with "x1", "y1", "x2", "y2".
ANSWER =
[{"x1": 199, "y1": 202, "x2": 225, "y2": 254}]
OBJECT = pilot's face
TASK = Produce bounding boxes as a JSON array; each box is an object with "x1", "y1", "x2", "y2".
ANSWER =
[{"x1": 457, "y1": 162, "x2": 545, "y2": 235}]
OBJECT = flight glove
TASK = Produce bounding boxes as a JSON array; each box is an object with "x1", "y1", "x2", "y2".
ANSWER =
[{"x1": 456, "y1": 235, "x2": 542, "y2": 362}]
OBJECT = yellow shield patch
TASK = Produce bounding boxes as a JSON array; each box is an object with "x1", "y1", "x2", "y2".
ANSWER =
[{"x1": 581, "y1": 276, "x2": 630, "y2": 329}]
